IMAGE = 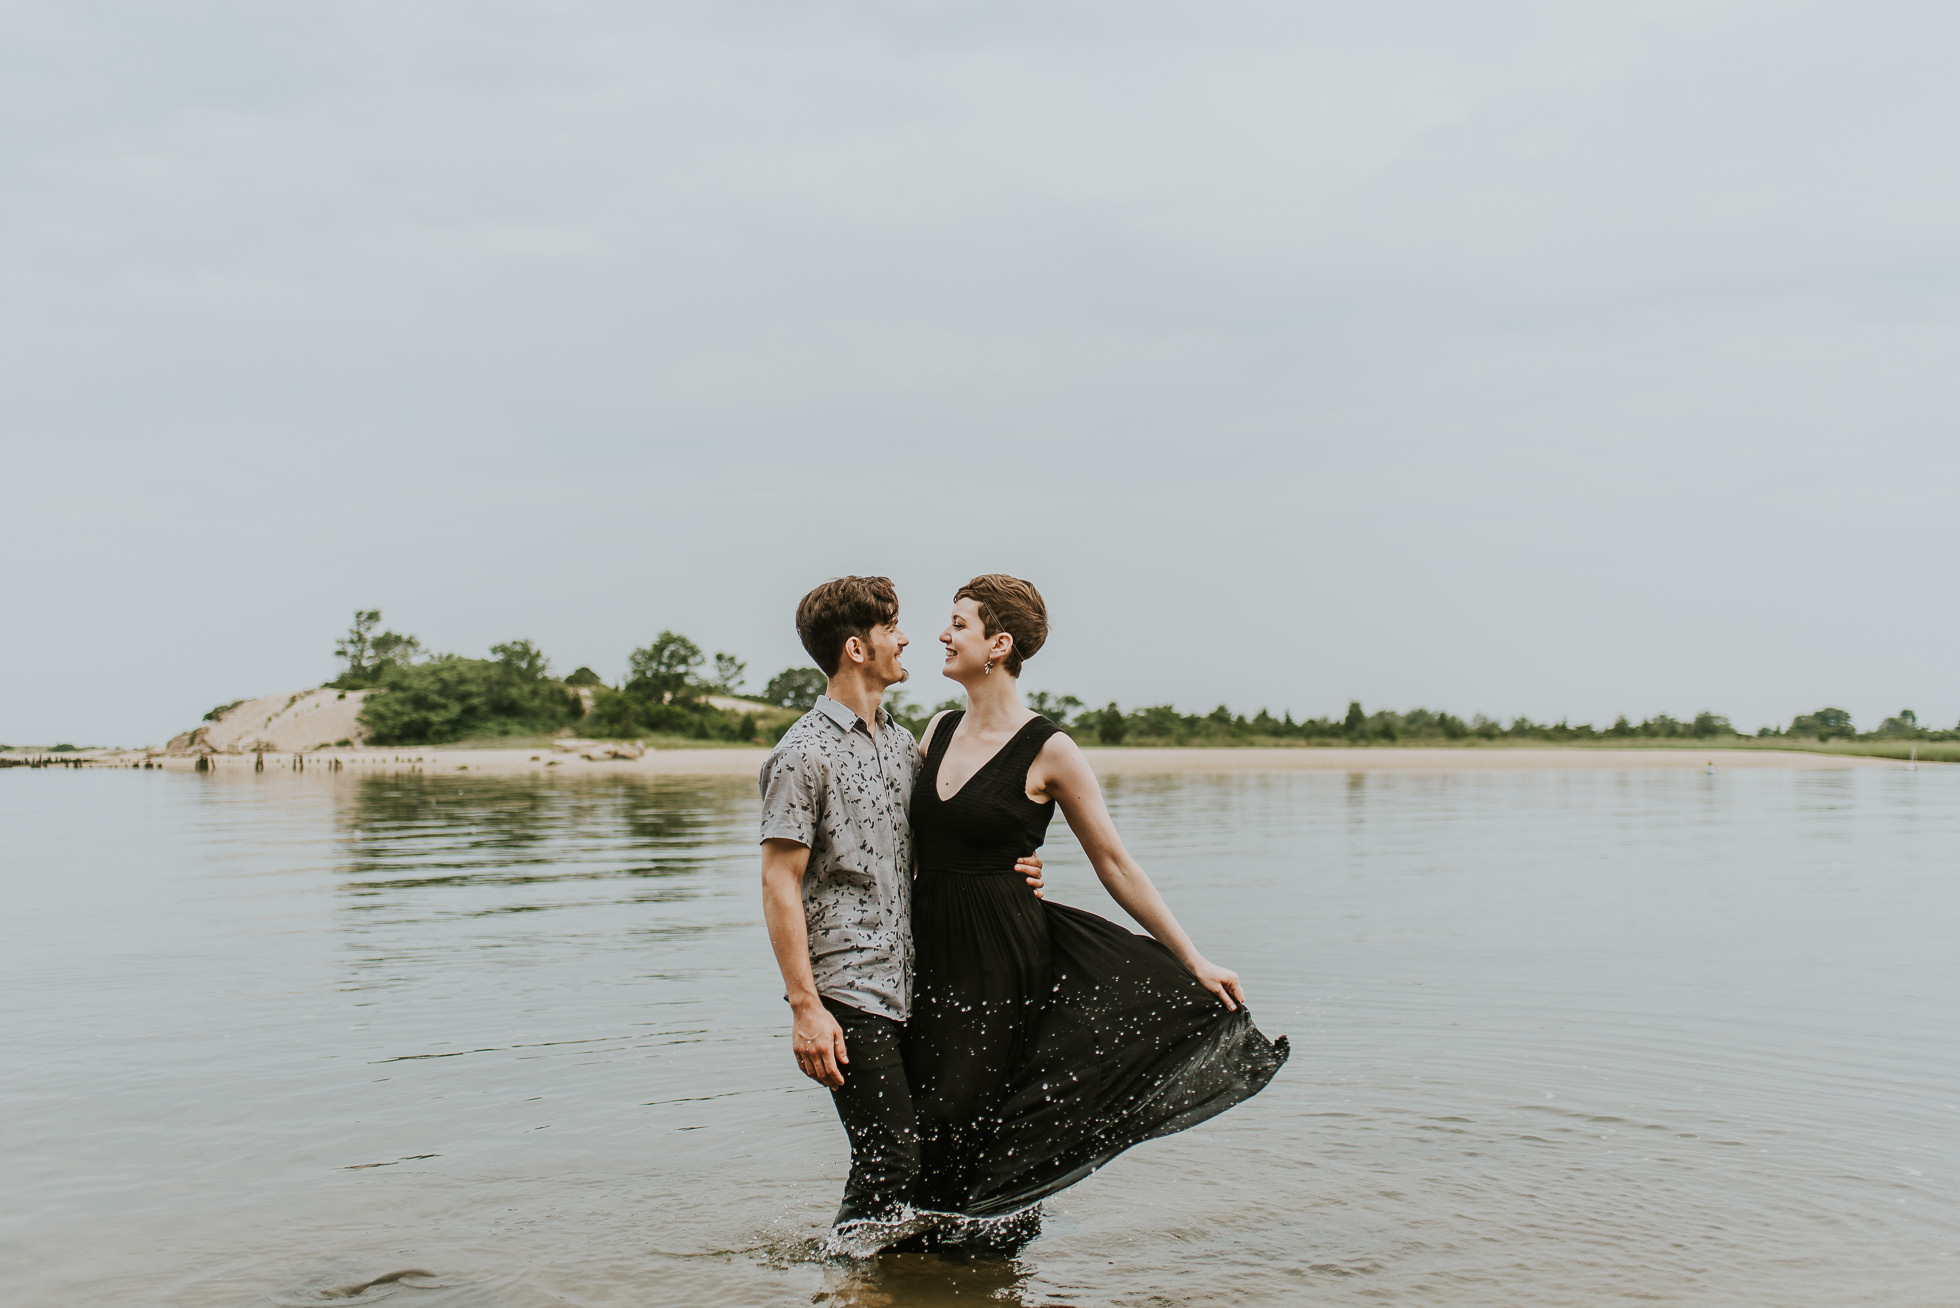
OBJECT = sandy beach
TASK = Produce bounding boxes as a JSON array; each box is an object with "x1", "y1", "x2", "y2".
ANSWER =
[{"x1": 34, "y1": 743, "x2": 1902, "y2": 777}]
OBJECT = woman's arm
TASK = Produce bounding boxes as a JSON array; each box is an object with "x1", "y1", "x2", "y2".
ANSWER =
[{"x1": 1031, "y1": 734, "x2": 1246, "y2": 1010}]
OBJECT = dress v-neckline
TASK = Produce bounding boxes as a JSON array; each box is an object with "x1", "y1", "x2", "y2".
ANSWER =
[{"x1": 933, "y1": 713, "x2": 1041, "y2": 804}]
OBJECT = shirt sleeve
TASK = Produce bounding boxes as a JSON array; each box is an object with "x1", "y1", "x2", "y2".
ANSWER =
[{"x1": 759, "y1": 746, "x2": 822, "y2": 846}]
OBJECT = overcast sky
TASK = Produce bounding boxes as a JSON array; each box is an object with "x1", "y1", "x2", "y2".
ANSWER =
[{"x1": 4, "y1": 1, "x2": 1956, "y2": 745}]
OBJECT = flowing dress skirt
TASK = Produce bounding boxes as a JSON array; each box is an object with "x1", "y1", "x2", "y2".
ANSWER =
[{"x1": 906, "y1": 868, "x2": 1290, "y2": 1219}]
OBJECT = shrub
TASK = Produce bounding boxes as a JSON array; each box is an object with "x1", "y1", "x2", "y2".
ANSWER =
[
  {"x1": 585, "y1": 687, "x2": 646, "y2": 738},
  {"x1": 360, "y1": 655, "x2": 581, "y2": 745}
]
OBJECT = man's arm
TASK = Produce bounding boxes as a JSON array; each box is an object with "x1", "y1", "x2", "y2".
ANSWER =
[{"x1": 761, "y1": 836, "x2": 849, "y2": 1088}]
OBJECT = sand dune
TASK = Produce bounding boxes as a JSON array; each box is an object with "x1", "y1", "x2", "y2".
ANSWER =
[{"x1": 165, "y1": 688, "x2": 376, "y2": 754}]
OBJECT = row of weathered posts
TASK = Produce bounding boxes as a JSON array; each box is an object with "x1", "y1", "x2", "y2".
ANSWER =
[{"x1": 2, "y1": 753, "x2": 425, "y2": 772}]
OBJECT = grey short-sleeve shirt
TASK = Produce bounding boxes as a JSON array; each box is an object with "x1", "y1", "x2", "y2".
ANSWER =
[{"x1": 759, "y1": 695, "x2": 920, "y2": 1022}]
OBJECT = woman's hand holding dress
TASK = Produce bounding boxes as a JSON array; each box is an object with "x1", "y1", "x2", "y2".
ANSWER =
[{"x1": 1186, "y1": 958, "x2": 1245, "y2": 1011}]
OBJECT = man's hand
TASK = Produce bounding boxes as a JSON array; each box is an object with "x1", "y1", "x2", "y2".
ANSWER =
[
  {"x1": 1016, "y1": 850, "x2": 1045, "y2": 898},
  {"x1": 792, "y1": 1001, "x2": 849, "y2": 1088}
]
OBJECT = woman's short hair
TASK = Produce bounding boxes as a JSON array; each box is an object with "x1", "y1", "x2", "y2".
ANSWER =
[
  {"x1": 955, "y1": 574, "x2": 1047, "y2": 677},
  {"x1": 796, "y1": 576, "x2": 899, "y2": 677}
]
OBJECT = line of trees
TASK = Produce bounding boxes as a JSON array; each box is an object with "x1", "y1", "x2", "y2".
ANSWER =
[
  {"x1": 329, "y1": 612, "x2": 1956, "y2": 750},
  {"x1": 332, "y1": 612, "x2": 780, "y2": 746},
  {"x1": 1049, "y1": 700, "x2": 1959, "y2": 746}
]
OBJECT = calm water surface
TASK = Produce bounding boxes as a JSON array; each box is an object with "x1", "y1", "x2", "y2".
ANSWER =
[{"x1": 3, "y1": 765, "x2": 1955, "y2": 1305}]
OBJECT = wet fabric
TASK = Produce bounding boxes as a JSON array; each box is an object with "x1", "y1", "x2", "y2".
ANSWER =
[
  {"x1": 904, "y1": 711, "x2": 1290, "y2": 1218},
  {"x1": 822, "y1": 997, "x2": 921, "y2": 1226}
]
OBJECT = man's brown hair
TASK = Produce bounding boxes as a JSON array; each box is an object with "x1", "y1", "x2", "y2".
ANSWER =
[
  {"x1": 796, "y1": 576, "x2": 900, "y2": 678},
  {"x1": 954, "y1": 574, "x2": 1048, "y2": 677}
]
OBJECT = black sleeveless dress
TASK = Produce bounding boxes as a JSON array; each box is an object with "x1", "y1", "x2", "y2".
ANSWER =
[{"x1": 905, "y1": 712, "x2": 1289, "y2": 1220}]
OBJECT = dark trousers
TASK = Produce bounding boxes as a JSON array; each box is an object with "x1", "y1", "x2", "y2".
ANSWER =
[{"x1": 824, "y1": 997, "x2": 921, "y2": 1225}]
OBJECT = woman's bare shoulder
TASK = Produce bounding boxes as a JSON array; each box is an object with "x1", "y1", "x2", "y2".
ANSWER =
[
  {"x1": 1031, "y1": 726, "x2": 1092, "y2": 781},
  {"x1": 918, "y1": 708, "x2": 956, "y2": 756}
]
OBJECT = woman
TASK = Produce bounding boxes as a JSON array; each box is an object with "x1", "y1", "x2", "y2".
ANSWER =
[{"x1": 903, "y1": 574, "x2": 1288, "y2": 1231}]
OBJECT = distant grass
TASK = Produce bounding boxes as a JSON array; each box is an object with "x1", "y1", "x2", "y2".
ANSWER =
[
  {"x1": 1072, "y1": 735, "x2": 1958, "y2": 760},
  {"x1": 1734, "y1": 738, "x2": 1960, "y2": 763},
  {"x1": 420, "y1": 732, "x2": 1952, "y2": 759},
  {"x1": 431, "y1": 732, "x2": 771, "y2": 752}
]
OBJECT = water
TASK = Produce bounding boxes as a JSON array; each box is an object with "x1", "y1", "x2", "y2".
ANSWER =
[{"x1": 3, "y1": 765, "x2": 1954, "y2": 1305}]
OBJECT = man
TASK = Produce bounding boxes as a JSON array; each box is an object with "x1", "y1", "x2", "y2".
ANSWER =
[{"x1": 759, "y1": 576, "x2": 1041, "y2": 1236}]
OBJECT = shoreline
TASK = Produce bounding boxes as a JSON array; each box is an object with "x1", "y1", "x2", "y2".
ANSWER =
[{"x1": 6, "y1": 744, "x2": 1907, "y2": 777}]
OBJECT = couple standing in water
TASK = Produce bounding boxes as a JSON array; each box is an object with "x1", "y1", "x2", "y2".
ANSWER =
[{"x1": 759, "y1": 574, "x2": 1287, "y2": 1253}]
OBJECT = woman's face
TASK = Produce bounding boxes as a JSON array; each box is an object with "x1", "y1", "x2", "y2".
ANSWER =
[{"x1": 939, "y1": 597, "x2": 1004, "y2": 683}]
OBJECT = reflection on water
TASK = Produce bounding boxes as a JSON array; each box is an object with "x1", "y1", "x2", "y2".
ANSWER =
[
  {"x1": 332, "y1": 777, "x2": 749, "y2": 987},
  {"x1": 2, "y1": 765, "x2": 1956, "y2": 1306},
  {"x1": 815, "y1": 1249, "x2": 1037, "y2": 1307}
]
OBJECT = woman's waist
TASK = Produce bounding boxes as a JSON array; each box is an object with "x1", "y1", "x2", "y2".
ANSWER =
[
  {"x1": 912, "y1": 867, "x2": 1046, "y2": 913},
  {"x1": 914, "y1": 835, "x2": 1042, "y2": 880},
  {"x1": 917, "y1": 862, "x2": 1030, "y2": 879}
]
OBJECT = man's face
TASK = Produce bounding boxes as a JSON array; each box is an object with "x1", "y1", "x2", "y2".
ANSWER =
[{"x1": 862, "y1": 618, "x2": 910, "y2": 687}]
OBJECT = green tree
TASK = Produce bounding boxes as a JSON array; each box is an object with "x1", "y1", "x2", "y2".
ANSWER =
[
  {"x1": 335, "y1": 610, "x2": 380, "y2": 681},
  {"x1": 565, "y1": 666, "x2": 604, "y2": 687},
  {"x1": 1877, "y1": 708, "x2": 1920, "y2": 737},
  {"x1": 762, "y1": 667, "x2": 827, "y2": 711},
  {"x1": 370, "y1": 631, "x2": 424, "y2": 666},
  {"x1": 1691, "y1": 710, "x2": 1732, "y2": 738},
  {"x1": 709, "y1": 652, "x2": 748, "y2": 695},
  {"x1": 331, "y1": 609, "x2": 425, "y2": 689},
  {"x1": 1789, "y1": 707, "x2": 1855, "y2": 740},
  {"x1": 1343, "y1": 701, "x2": 1366, "y2": 738},
  {"x1": 1027, "y1": 691, "x2": 1083, "y2": 727},
  {"x1": 491, "y1": 639, "x2": 551, "y2": 681},
  {"x1": 627, "y1": 632, "x2": 706, "y2": 704},
  {"x1": 1096, "y1": 701, "x2": 1128, "y2": 745}
]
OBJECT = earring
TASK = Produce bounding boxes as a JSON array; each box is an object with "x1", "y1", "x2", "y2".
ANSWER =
[{"x1": 983, "y1": 660, "x2": 993, "y2": 676}]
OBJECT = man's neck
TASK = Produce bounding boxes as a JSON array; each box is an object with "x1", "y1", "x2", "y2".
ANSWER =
[{"x1": 823, "y1": 671, "x2": 888, "y2": 728}]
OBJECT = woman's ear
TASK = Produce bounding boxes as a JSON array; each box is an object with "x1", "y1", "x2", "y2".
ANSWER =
[{"x1": 993, "y1": 632, "x2": 1015, "y2": 660}]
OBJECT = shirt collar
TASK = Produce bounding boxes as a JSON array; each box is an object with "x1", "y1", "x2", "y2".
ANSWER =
[{"x1": 814, "y1": 693, "x2": 888, "y2": 734}]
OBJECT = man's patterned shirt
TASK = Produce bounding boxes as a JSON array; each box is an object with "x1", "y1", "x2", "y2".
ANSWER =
[{"x1": 758, "y1": 694, "x2": 920, "y2": 1022}]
